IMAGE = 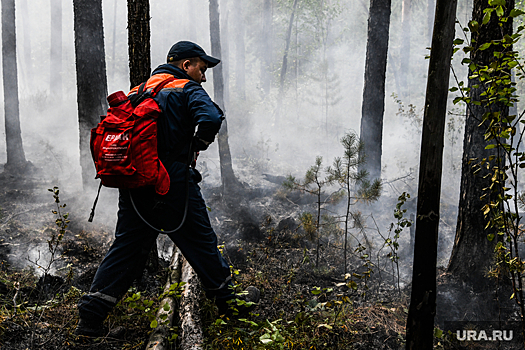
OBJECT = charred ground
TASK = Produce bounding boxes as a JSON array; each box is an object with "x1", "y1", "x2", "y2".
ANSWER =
[{"x1": 0, "y1": 166, "x2": 417, "y2": 349}]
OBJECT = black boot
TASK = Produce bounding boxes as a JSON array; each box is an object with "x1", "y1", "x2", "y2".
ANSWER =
[{"x1": 74, "y1": 318, "x2": 106, "y2": 338}]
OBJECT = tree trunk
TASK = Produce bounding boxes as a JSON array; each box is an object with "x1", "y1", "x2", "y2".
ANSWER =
[
  {"x1": 127, "y1": 0, "x2": 151, "y2": 89},
  {"x1": 18, "y1": 0, "x2": 31, "y2": 89},
  {"x1": 179, "y1": 258, "x2": 204, "y2": 350},
  {"x1": 278, "y1": 0, "x2": 298, "y2": 100},
  {"x1": 510, "y1": 72, "x2": 524, "y2": 153},
  {"x1": 447, "y1": 0, "x2": 514, "y2": 291},
  {"x1": 405, "y1": 0, "x2": 457, "y2": 348},
  {"x1": 261, "y1": 0, "x2": 272, "y2": 97},
  {"x1": 358, "y1": 0, "x2": 391, "y2": 181},
  {"x1": 2, "y1": 0, "x2": 27, "y2": 170},
  {"x1": 399, "y1": 0, "x2": 411, "y2": 99},
  {"x1": 234, "y1": 0, "x2": 245, "y2": 101},
  {"x1": 209, "y1": 0, "x2": 241, "y2": 195},
  {"x1": 127, "y1": 0, "x2": 160, "y2": 272},
  {"x1": 147, "y1": 248, "x2": 182, "y2": 350},
  {"x1": 220, "y1": 0, "x2": 230, "y2": 110},
  {"x1": 50, "y1": 0, "x2": 62, "y2": 96},
  {"x1": 73, "y1": 0, "x2": 108, "y2": 189}
]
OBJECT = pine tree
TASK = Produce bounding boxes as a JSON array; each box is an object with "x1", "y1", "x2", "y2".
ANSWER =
[
  {"x1": 405, "y1": 0, "x2": 457, "y2": 348},
  {"x1": 209, "y1": 0, "x2": 242, "y2": 194},
  {"x1": 359, "y1": 0, "x2": 392, "y2": 181},
  {"x1": 447, "y1": 0, "x2": 515, "y2": 292},
  {"x1": 2, "y1": 0, "x2": 27, "y2": 171},
  {"x1": 73, "y1": 0, "x2": 108, "y2": 189},
  {"x1": 127, "y1": 0, "x2": 151, "y2": 88}
]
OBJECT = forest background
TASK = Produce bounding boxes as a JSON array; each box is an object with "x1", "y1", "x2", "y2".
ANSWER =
[{"x1": 1, "y1": 0, "x2": 523, "y2": 349}]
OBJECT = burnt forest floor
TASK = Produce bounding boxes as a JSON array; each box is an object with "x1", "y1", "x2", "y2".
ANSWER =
[{"x1": 0, "y1": 164, "x2": 452, "y2": 350}]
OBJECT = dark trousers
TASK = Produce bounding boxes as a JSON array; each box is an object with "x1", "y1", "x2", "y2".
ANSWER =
[{"x1": 78, "y1": 164, "x2": 233, "y2": 323}]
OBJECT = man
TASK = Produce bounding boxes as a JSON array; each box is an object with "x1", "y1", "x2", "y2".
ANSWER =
[{"x1": 76, "y1": 41, "x2": 259, "y2": 337}]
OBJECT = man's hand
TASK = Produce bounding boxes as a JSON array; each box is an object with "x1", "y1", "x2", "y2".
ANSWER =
[{"x1": 193, "y1": 136, "x2": 211, "y2": 151}]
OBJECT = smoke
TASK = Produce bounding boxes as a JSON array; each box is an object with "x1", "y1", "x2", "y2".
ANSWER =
[{"x1": 0, "y1": 0, "x2": 475, "y2": 280}]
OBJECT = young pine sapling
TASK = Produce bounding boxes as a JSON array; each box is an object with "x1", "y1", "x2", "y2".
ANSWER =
[{"x1": 327, "y1": 131, "x2": 382, "y2": 275}]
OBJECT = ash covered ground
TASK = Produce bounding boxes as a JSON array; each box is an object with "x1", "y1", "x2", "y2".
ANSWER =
[{"x1": 0, "y1": 160, "x2": 424, "y2": 349}]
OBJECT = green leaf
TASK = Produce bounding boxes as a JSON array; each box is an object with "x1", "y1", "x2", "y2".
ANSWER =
[
  {"x1": 509, "y1": 9, "x2": 525, "y2": 17},
  {"x1": 449, "y1": 87, "x2": 458, "y2": 92},
  {"x1": 163, "y1": 303, "x2": 171, "y2": 312},
  {"x1": 453, "y1": 97, "x2": 464, "y2": 105},
  {"x1": 485, "y1": 144, "x2": 497, "y2": 149},
  {"x1": 468, "y1": 20, "x2": 479, "y2": 32},
  {"x1": 487, "y1": 233, "x2": 495, "y2": 241},
  {"x1": 214, "y1": 318, "x2": 227, "y2": 326},
  {"x1": 488, "y1": 0, "x2": 505, "y2": 5},
  {"x1": 453, "y1": 38, "x2": 464, "y2": 45},
  {"x1": 483, "y1": 11, "x2": 492, "y2": 25},
  {"x1": 347, "y1": 280, "x2": 358, "y2": 290},
  {"x1": 150, "y1": 320, "x2": 158, "y2": 328},
  {"x1": 496, "y1": 5, "x2": 504, "y2": 17},
  {"x1": 434, "y1": 327, "x2": 444, "y2": 338},
  {"x1": 479, "y1": 42, "x2": 492, "y2": 51}
]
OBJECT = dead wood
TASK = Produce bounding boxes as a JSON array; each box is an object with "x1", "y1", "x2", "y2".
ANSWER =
[
  {"x1": 178, "y1": 257, "x2": 205, "y2": 350},
  {"x1": 146, "y1": 248, "x2": 182, "y2": 350}
]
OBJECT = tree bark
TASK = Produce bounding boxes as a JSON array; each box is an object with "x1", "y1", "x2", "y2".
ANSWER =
[
  {"x1": 127, "y1": 0, "x2": 160, "y2": 272},
  {"x1": 73, "y1": 0, "x2": 108, "y2": 189},
  {"x1": 50, "y1": 0, "x2": 62, "y2": 96},
  {"x1": 179, "y1": 257, "x2": 204, "y2": 350},
  {"x1": 209, "y1": 0, "x2": 241, "y2": 195},
  {"x1": 278, "y1": 0, "x2": 298, "y2": 99},
  {"x1": 18, "y1": 0, "x2": 31, "y2": 88},
  {"x1": 359, "y1": 0, "x2": 392, "y2": 181},
  {"x1": 2, "y1": 0, "x2": 27, "y2": 170},
  {"x1": 147, "y1": 248, "x2": 182, "y2": 350},
  {"x1": 447, "y1": 0, "x2": 514, "y2": 291},
  {"x1": 261, "y1": 0, "x2": 272, "y2": 97},
  {"x1": 405, "y1": 0, "x2": 457, "y2": 348},
  {"x1": 220, "y1": 0, "x2": 230, "y2": 110},
  {"x1": 127, "y1": 0, "x2": 151, "y2": 89},
  {"x1": 234, "y1": 0, "x2": 245, "y2": 100}
]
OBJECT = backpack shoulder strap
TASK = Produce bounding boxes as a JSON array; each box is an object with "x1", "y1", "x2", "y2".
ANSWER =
[
  {"x1": 129, "y1": 81, "x2": 148, "y2": 107},
  {"x1": 128, "y1": 76, "x2": 176, "y2": 107},
  {"x1": 150, "y1": 76, "x2": 176, "y2": 97}
]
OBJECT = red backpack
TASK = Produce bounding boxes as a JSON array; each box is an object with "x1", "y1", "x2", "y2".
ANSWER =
[{"x1": 89, "y1": 77, "x2": 174, "y2": 198}]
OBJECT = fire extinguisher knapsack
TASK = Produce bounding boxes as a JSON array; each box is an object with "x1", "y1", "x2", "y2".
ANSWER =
[{"x1": 89, "y1": 77, "x2": 175, "y2": 202}]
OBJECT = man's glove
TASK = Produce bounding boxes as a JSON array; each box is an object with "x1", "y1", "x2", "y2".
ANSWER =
[{"x1": 193, "y1": 136, "x2": 212, "y2": 151}]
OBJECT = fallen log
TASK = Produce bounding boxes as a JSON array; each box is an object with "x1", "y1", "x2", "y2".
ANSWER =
[
  {"x1": 146, "y1": 248, "x2": 182, "y2": 350},
  {"x1": 179, "y1": 257, "x2": 205, "y2": 350}
]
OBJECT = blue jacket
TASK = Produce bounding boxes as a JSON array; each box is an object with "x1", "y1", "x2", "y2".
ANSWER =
[{"x1": 148, "y1": 64, "x2": 223, "y2": 163}]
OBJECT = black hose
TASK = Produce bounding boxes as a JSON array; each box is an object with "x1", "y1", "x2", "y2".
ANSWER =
[
  {"x1": 129, "y1": 166, "x2": 190, "y2": 234},
  {"x1": 129, "y1": 144, "x2": 196, "y2": 234}
]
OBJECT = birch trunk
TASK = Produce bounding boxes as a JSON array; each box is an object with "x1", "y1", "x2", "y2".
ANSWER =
[
  {"x1": 179, "y1": 258, "x2": 204, "y2": 350},
  {"x1": 147, "y1": 249, "x2": 182, "y2": 350}
]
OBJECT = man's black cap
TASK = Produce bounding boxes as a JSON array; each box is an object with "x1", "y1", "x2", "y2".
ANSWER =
[{"x1": 167, "y1": 41, "x2": 220, "y2": 68}]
